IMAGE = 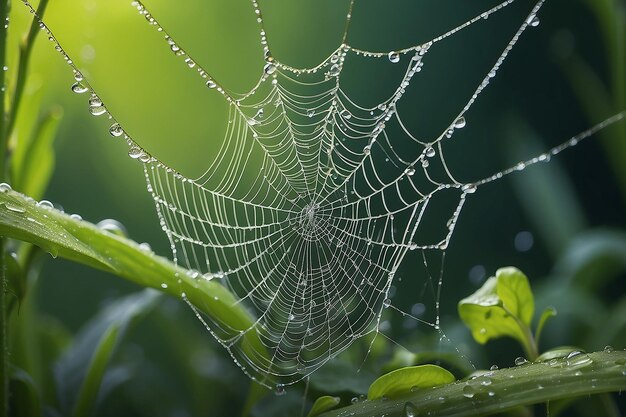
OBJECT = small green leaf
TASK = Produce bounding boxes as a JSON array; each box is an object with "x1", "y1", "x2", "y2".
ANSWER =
[
  {"x1": 458, "y1": 267, "x2": 534, "y2": 349},
  {"x1": 495, "y1": 267, "x2": 534, "y2": 326},
  {"x1": 535, "y1": 306, "x2": 557, "y2": 347},
  {"x1": 55, "y1": 290, "x2": 160, "y2": 417},
  {"x1": 12, "y1": 107, "x2": 62, "y2": 201},
  {"x1": 367, "y1": 365, "x2": 455, "y2": 400},
  {"x1": 307, "y1": 396, "x2": 341, "y2": 417},
  {"x1": 71, "y1": 325, "x2": 120, "y2": 417},
  {"x1": 9, "y1": 367, "x2": 41, "y2": 417}
]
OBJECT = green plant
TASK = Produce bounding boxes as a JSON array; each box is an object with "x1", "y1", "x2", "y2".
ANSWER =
[
  {"x1": 1, "y1": 0, "x2": 625, "y2": 416},
  {"x1": 1, "y1": 195, "x2": 625, "y2": 416}
]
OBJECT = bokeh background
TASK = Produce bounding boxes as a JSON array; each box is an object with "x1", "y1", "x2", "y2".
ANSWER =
[{"x1": 5, "y1": 0, "x2": 625, "y2": 415}]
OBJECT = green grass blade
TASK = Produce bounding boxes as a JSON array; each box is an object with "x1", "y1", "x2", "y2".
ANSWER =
[
  {"x1": 12, "y1": 107, "x2": 62, "y2": 201},
  {"x1": 70, "y1": 325, "x2": 120, "y2": 417}
]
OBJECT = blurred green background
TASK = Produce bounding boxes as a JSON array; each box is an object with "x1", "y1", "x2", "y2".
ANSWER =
[{"x1": 5, "y1": 0, "x2": 626, "y2": 415}]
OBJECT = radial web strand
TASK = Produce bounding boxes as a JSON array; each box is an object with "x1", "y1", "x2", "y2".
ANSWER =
[{"x1": 20, "y1": 0, "x2": 626, "y2": 389}]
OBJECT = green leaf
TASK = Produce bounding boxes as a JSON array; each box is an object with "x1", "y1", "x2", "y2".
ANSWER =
[
  {"x1": 9, "y1": 367, "x2": 41, "y2": 417},
  {"x1": 55, "y1": 290, "x2": 160, "y2": 416},
  {"x1": 0, "y1": 189, "x2": 271, "y2": 371},
  {"x1": 4, "y1": 250, "x2": 24, "y2": 309},
  {"x1": 458, "y1": 267, "x2": 534, "y2": 348},
  {"x1": 307, "y1": 396, "x2": 341, "y2": 417},
  {"x1": 12, "y1": 107, "x2": 62, "y2": 201},
  {"x1": 71, "y1": 325, "x2": 120, "y2": 417},
  {"x1": 367, "y1": 365, "x2": 455, "y2": 400},
  {"x1": 535, "y1": 306, "x2": 557, "y2": 347},
  {"x1": 495, "y1": 267, "x2": 534, "y2": 326}
]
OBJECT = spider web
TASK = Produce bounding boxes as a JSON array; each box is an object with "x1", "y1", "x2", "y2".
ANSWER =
[{"x1": 21, "y1": 0, "x2": 625, "y2": 390}]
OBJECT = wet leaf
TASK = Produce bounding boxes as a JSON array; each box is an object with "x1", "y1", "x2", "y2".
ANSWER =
[
  {"x1": 367, "y1": 364, "x2": 454, "y2": 400},
  {"x1": 458, "y1": 267, "x2": 534, "y2": 346},
  {"x1": 307, "y1": 396, "x2": 340, "y2": 417}
]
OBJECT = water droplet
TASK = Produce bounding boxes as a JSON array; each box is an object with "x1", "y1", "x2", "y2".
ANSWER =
[
  {"x1": 604, "y1": 345, "x2": 615, "y2": 353},
  {"x1": 70, "y1": 213, "x2": 83, "y2": 221},
  {"x1": 477, "y1": 376, "x2": 492, "y2": 386},
  {"x1": 275, "y1": 384, "x2": 286, "y2": 396},
  {"x1": 383, "y1": 298, "x2": 391, "y2": 308},
  {"x1": 185, "y1": 269, "x2": 200, "y2": 279},
  {"x1": 96, "y1": 219, "x2": 128, "y2": 237},
  {"x1": 405, "y1": 166, "x2": 415, "y2": 176},
  {"x1": 340, "y1": 109, "x2": 351, "y2": 119},
  {"x1": 160, "y1": 283, "x2": 168, "y2": 289},
  {"x1": 287, "y1": 313, "x2": 295, "y2": 321},
  {"x1": 264, "y1": 63, "x2": 276, "y2": 75},
  {"x1": 328, "y1": 64, "x2": 340, "y2": 76},
  {"x1": 363, "y1": 145, "x2": 371, "y2": 155},
  {"x1": 37, "y1": 200, "x2": 54, "y2": 209},
  {"x1": 5, "y1": 204, "x2": 25, "y2": 213},
  {"x1": 528, "y1": 14, "x2": 540, "y2": 27},
  {"x1": 71, "y1": 82, "x2": 88, "y2": 94},
  {"x1": 424, "y1": 146, "x2": 436, "y2": 158},
  {"x1": 351, "y1": 397, "x2": 359, "y2": 404},
  {"x1": 566, "y1": 351, "x2": 592, "y2": 368},
  {"x1": 109, "y1": 123, "x2": 124, "y2": 137},
  {"x1": 0, "y1": 183, "x2": 11, "y2": 192},
  {"x1": 89, "y1": 105, "x2": 106, "y2": 116},
  {"x1": 490, "y1": 365, "x2": 499, "y2": 371},
  {"x1": 129, "y1": 146, "x2": 143, "y2": 159},
  {"x1": 421, "y1": 159, "x2": 430, "y2": 168},
  {"x1": 138, "y1": 242, "x2": 152, "y2": 252},
  {"x1": 307, "y1": 109, "x2": 315, "y2": 118},
  {"x1": 454, "y1": 116, "x2": 466, "y2": 129},
  {"x1": 404, "y1": 402, "x2": 417, "y2": 417},
  {"x1": 88, "y1": 96, "x2": 103, "y2": 107},
  {"x1": 462, "y1": 184, "x2": 477, "y2": 194},
  {"x1": 462, "y1": 384, "x2": 476, "y2": 398},
  {"x1": 206, "y1": 79, "x2": 217, "y2": 89},
  {"x1": 388, "y1": 51, "x2": 400, "y2": 63},
  {"x1": 515, "y1": 357, "x2": 528, "y2": 366}
]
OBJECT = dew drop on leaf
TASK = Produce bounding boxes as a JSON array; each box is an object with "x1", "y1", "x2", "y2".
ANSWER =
[
  {"x1": 96, "y1": 219, "x2": 128, "y2": 237},
  {"x1": 514, "y1": 357, "x2": 528, "y2": 366}
]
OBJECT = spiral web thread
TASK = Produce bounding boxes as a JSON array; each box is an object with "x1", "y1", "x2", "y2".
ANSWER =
[{"x1": 21, "y1": 0, "x2": 626, "y2": 389}]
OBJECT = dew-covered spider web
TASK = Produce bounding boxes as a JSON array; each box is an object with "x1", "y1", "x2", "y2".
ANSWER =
[{"x1": 21, "y1": 0, "x2": 626, "y2": 389}]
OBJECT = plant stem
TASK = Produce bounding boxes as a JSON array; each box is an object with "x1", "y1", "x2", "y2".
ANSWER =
[
  {"x1": 318, "y1": 351, "x2": 626, "y2": 417},
  {"x1": 0, "y1": 239, "x2": 6, "y2": 417},
  {"x1": 5, "y1": 0, "x2": 49, "y2": 143},
  {"x1": 0, "y1": 0, "x2": 10, "y2": 415}
]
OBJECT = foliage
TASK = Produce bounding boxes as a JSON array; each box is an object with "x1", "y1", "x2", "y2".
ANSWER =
[{"x1": 0, "y1": 0, "x2": 625, "y2": 416}]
